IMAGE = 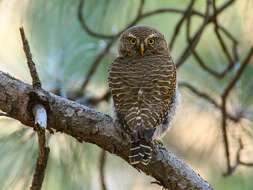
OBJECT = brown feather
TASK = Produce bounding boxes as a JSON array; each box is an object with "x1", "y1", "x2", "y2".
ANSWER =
[
  {"x1": 108, "y1": 54, "x2": 176, "y2": 131},
  {"x1": 108, "y1": 26, "x2": 177, "y2": 165}
]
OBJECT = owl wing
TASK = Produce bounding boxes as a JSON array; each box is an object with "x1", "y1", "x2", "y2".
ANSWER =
[{"x1": 108, "y1": 55, "x2": 176, "y2": 139}]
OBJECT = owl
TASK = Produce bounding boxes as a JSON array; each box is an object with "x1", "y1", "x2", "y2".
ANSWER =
[{"x1": 108, "y1": 25, "x2": 178, "y2": 165}]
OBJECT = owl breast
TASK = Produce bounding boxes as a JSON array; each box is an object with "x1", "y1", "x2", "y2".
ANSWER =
[{"x1": 108, "y1": 55, "x2": 176, "y2": 133}]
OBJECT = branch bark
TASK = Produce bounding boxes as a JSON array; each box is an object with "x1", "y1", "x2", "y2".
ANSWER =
[{"x1": 0, "y1": 71, "x2": 213, "y2": 190}]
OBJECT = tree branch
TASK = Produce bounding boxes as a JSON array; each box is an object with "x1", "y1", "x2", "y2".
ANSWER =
[
  {"x1": 176, "y1": 0, "x2": 212, "y2": 68},
  {"x1": 20, "y1": 27, "x2": 41, "y2": 89},
  {"x1": 99, "y1": 149, "x2": 107, "y2": 190},
  {"x1": 80, "y1": 39, "x2": 116, "y2": 91},
  {"x1": 0, "y1": 71, "x2": 213, "y2": 190},
  {"x1": 20, "y1": 27, "x2": 50, "y2": 190},
  {"x1": 178, "y1": 82, "x2": 240, "y2": 122},
  {"x1": 169, "y1": 0, "x2": 196, "y2": 51},
  {"x1": 221, "y1": 46, "x2": 253, "y2": 175}
]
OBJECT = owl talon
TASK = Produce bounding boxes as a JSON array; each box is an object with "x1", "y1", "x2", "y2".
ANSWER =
[{"x1": 153, "y1": 139, "x2": 164, "y2": 147}]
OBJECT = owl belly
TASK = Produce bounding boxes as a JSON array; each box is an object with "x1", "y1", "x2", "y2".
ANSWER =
[{"x1": 109, "y1": 55, "x2": 176, "y2": 133}]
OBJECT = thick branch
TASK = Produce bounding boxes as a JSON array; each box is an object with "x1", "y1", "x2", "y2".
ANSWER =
[{"x1": 0, "y1": 71, "x2": 213, "y2": 190}]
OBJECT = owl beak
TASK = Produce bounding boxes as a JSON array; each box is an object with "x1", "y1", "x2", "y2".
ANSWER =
[{"x1": 140, "y1": 43, "x2": 145, "y2": 56}]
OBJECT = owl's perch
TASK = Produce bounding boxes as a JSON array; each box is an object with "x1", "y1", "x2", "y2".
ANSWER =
[{"x1": 0, "y1": 71, "x2": 213, "y2": 190}]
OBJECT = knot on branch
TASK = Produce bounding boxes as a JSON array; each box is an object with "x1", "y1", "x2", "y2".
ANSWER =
[{"x1": 27, "y1": 90, "x2": 51, "y2": 124}]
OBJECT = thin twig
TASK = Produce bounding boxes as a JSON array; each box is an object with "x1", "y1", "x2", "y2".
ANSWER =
[
  {"x1": 30, "y1": 130, "x2": 50, "y2": 190},
  {"x1": 221, "y1": 47, "x2": 253, "y2": 175},
  {"x1": 119, "y1": 0, "x2": 145, "y2": 31},
  {"x1": 179, "y1": 82, "x2": 240, "y2": 122},
  {"x1": 222, "y1": 47, "x2": 253, "y2": 98},
  {"x1": 78, "y1": 0, "x2": 145, "y2": 40},
  {"x1": 169, "y1": 0, "x2": 196, "y2": 51},
  {"x1": 20, "y1": 27, "x2": 50, "y2": 190},
  {"x1": 139, "y1": 0, "x2": 235, "y2": 26},
  {"x1": 79, "y1": 0, "x2": 146, "y2": 92},
  {"x1": 213, "y1": 0, "x2": 234, "y2": 65},
  {"x1": 176, "y1": 0, "x2": 212, "y2": 68},
  {"x1": 86, "y1": 90, "x2": 111, "y2": 106},
  {"x1": 78, "y1": 0, "x2": 116, "y2": 39},
  {"x1": 185, "y1": 0, "x2": 238, "y2": 78},
  {"x1": 78, "y1": 0, "x2": 235, "y2": 92},
  {"x1": 99, "y1": 150, "x2": 107, "y2": 190},
  {"x1": 236, "y1": 139, "x2": 253, "y2": 167},
  {"x1": 193, "y1": 51, "x2": 233, "y2": 78},
  {"x1": 208, "y1": 0, "x2": 236, "y2": 23},
  {"x1": 80, "y1": 39, "x2": 115, "y2": 92},
  {"x1": 19, "y1": 27, "x2": 41, "y2": 89},
  {"x1": 224, "y1": 138, "x2": 253, "y2": 176}
]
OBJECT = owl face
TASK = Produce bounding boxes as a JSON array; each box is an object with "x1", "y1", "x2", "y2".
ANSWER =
[{"x1": 118, "y1": 26, "x2": 169, "y2": 57}]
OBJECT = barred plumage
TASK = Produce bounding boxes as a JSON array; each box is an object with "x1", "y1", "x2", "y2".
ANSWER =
[{"x1": 108, "y1": 26, "x2": 177, "y2": 165}]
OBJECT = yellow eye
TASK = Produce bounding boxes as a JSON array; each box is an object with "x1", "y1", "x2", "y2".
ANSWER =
[
  {"x1": 147, "y1": 38, "x2": 155, "y2": 45},
  {"x1": 129, "y1": 38, "x2": 136, "y2": 45}
]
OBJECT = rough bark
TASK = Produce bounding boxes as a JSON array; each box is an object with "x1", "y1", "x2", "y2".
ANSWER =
[{"x1": 0, "y1": 71, "x2": 213, "y2": 190}]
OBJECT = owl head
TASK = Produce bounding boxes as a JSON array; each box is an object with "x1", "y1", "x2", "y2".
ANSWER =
[{"x1": 118, "y1": 25, "x2": 169, "y2": 57}]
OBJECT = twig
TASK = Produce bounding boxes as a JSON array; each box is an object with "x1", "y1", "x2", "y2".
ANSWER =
[
  {"x1": 213, "y1": 0, "x2": 234, "y2": 65},
  {"x1": 80, "y1": 39, "x2": 115, "y2": 92},
  {"x1": 124, "y1": 0, "x2": 145, "y2": 28},
  {"x1": 176, "y1": 0, "x2": 212, "y2": 68},
  {"x1": 169, "y1": 0, "x2": 196, "y2": 51},
  {"x1": 137, "y1": 0, "x2": 235, "y2": 25},
  {"x1": 99, "y1": 150, "x2": 107, "y2": 190},
  {"x1": 236, "y1": 139, "x2": 253, "y2": 167},
  {"x1": 179, "y1": 82, "x2": 240, "y2": 122},
  {"x1": 224, "y1": 138, "x2": 253, "y2": 176},
  {"x1": 222, "y1": 47, "x2": 253, "y2": 98},
  {"x1": 20, "y1": 27, "x2": 50, "y2": 190},
  {"x1": 30, "y1": 130, "x2": 50, "y2": 190},
  {"x1": 208, "y1": 0, "x2": 236, "y2": 23},
  {"x1": 185, "y1": 0, "x2": 239, "y2": 79},
  {"x1": 221, "y1": 47, "x2": 253, "y2": 175},
  {"x1": 78, "y1": 0, "x2": 235, "y2": 92},
  {"x1": 239, "y1": 161, "x2": 253, "y2": 167},
  {"x1": 19, "y1": 27, "x2": 41, "y2": 89},
  {"x1": 86, "y1": 90, "x2": 111, "y2": 106},
  {"x1": 192, "y1": 51, "x2": 233, "y2": 78},
  {"x1": 179, "y1": 82, "x2": 219, "y2": 107},
  {"x1": 79, "y1": 0, "x2": 146, "y2": 92},
  {"x1": 78, "y1": 0, "x2": 145, "y2": 40},
  {"x1": 78, "y1": 0, "x2": 116, "y2": 39}
]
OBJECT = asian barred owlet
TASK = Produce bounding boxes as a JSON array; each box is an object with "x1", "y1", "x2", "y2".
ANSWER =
[{"x1": 108, "y1": 26, "x2": 178, "y2": 165}]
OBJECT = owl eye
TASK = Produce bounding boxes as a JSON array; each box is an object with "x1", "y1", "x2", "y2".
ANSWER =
[
  {"x1": 129, "y1": 38, "x2": 136, "y2": 45},
  {"x1": 147, "y1": 38, "x2": 155, "y2": 45}
]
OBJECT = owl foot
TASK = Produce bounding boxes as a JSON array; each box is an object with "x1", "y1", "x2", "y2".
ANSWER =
[{"x1": 152, "y1": 139, "x2": 164, "y2": 147}]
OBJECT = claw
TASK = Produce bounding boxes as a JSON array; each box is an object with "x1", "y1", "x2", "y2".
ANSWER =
[{"x1": 152, "y1": 139, "x2": 164, "y2": 147}]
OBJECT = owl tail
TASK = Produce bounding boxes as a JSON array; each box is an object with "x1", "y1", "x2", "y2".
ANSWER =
[{"x1": 129, "y1": 138, "x2": 152, "y2": 165}]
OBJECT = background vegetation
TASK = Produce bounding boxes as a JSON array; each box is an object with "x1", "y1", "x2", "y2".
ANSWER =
[{"x1": 0, "y1": 0, "x2": 252, "y2": 189}]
